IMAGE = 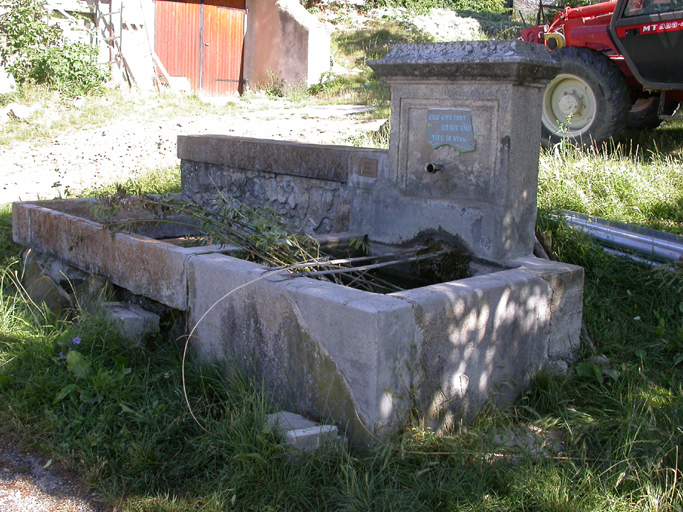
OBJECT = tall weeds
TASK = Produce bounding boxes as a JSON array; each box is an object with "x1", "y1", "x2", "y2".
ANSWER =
[{"x1": 538, "y1": 130, "x2": 683, "y2": 234}]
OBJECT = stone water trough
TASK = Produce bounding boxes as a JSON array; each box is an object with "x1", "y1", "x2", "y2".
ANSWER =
[{"x1": 13, "y1": 41, "x2": 583, "y2": 447}]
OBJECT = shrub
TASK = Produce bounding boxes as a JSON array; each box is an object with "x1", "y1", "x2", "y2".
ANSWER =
[
  {"x1": 0, "y1": 0, "x2": 108, "y2": 96},
  {"x1": 365, "y1": 0, "x2": 509, "y2": 14}
]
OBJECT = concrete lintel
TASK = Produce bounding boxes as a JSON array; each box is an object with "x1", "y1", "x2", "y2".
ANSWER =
[
  {"x1": 266, "y1": 412, "x2": 342, "y2": 453},
  {"x1": 103, "y1": 301, "x2": 160, "y2": 343},
  {"x1": 285, "y1": 425, "x2": 339, "y2": 452}
]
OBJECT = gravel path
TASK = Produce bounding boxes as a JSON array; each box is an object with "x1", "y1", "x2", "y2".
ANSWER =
[
  {"x1": 0, "y1": 440, "x2": 109, "y2": 512},
  {"x1": 0, "y1": 103, "x2": 384, "y2": 205}
]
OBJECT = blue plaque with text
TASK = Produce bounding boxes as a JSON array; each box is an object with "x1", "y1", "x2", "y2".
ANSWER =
[{"x1": 426, "y1": 109, "x2": 475, "y2": 152}]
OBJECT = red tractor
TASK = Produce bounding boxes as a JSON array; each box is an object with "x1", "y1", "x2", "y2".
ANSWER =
[{"x1": 521, "y1": 0, "x2": 683, "y2": 145}]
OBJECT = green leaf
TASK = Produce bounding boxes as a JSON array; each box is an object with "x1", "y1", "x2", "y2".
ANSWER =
[
  {"x1": 66, "y1": 350, "x2": 91, "y2": 379},
  {"x1": 602, "y1": 368, "x2": 619, "y2": 381},
  {"x1": 576, "y1": 362, "x2": 603, "y2": 384},
  {"x1": 79, "y1": 390, "x2": 103, "y2": 404},
  {"x1": 0, "y1": 374, "x2": 12, "y2": 388},
  {"x1": 54, "y1": 383, "x2": 77, "y2": 404},
  {"x1": 114, "y1": 356, "x2": 128, "y2": 369},
  {"x1": 593, "y1": 365, "x2": 603, "y2": 384},
  {"x1": 120, "y1": 404, "x2": 139, "y2": 416},
  {"x1": 576, "y1": 362, "x2": 595, "y2": 378},
  {"x1": 233, "y1": 452, "x2": 264, "y2": 462}
]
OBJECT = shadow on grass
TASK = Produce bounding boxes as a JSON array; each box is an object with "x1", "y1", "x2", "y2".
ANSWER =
[
  {"x1": 0, "y1": 205, "x2": 21, "y2": 267},
  {"x1": 618, "y1": 121, "x2": 683, "y2": 159},
  {"x1": 642, "y1": 195, "x2": 683, "y2": 235}
]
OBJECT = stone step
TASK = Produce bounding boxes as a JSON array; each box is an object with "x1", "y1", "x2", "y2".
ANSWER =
[
  {"x1": 102, "y1": 302, "x2": 160, "y2": 343},
  {"x1": 266, "y1": 411, "x2": 343, "y2": 453}
]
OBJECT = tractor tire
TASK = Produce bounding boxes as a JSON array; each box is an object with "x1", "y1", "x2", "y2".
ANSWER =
[
  {"x1": 628, "y1": 97, "x2": 662, "y2": 129},
  {"x1": 628, "y1": 97, "x2": 679, "y2": 130},
  {"x1": 541, "y1": 47, "x2": 631, "y2": 147}
]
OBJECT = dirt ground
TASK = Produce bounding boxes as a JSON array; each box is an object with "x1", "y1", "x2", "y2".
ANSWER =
[
  {"x1": 0, "y1": 101, "x2": 385, "y2": 205},
  {"x1": 0, "y1": 440, "x2": 110, "y2": 512}
]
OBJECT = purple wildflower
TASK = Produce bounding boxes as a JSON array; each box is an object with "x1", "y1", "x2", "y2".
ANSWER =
[
  {"x1": 59, "y1": 352, "x2": 66, "y2": 359},
  {"x1": 70, "y1": 337, "x2": 81, "y2": 345}
]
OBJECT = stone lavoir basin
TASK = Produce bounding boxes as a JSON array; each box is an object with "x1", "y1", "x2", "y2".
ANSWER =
[{"x1": 13, "y1": 41, "x2": 584, "y2": 447}]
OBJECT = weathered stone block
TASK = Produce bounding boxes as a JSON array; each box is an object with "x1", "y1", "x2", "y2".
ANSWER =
[
  {"x1": 11, "y1": 201, "x2": 32, "y2": 246},
  {"x1": 365, "y1": 41, "x2": 561, "y2": 262},
  {"x1": 74, "y1": 274, "x2": 113, "y2": 310},
  {"x1": 12, "y1": 200, "x2": 227, "y2": 310},
  {"x1": 22, "y1": 259, "x2": 73, "y2": 316},
  {"x1": 102, "y1": 302, "x2": 160, "y2": 343},
  {"x1": 179, "y1": 137, "x2": 388, "y2": 234},
  {"x1": 266, "y1": 411, "x2": 343, "y2": 453},
  {"x1": 181, "y1": 161, "x2": 351, "y2": 234},
  {"x1": 514, "y1": 256, "x2": 584, "y2": 362},
  {"x1": 393, "y1": 257, "x2": 583, "y2": 432},
  {"x1": 179, "y1": 135, "x2": 372, "y2": 183},
  {"x1": 186, "y1": 252, "x2": 417, "y2": 446}
]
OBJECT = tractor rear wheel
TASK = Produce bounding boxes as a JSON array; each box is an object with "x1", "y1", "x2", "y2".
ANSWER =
[{"x1": 541, "y1": 47, "x2": 631, "y2": 147}]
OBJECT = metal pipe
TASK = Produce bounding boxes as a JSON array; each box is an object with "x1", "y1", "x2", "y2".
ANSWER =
[
  {"x1": 561, "y1": 210, "x2": 683, "y2": 264},
  {"x1": 566, "y1": 217, "x2": 683, "y2": 261},
  {"x1": 602, "y1": 247, "x2": 661, "y2": 267},
  {"x1": 563, "y1": 1, "x2": 617, "y2": 19}
]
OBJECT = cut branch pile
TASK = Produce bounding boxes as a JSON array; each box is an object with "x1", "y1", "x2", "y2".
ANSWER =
[{"x1": 95, "y1": 192, "x2": 470, "y2": 292}]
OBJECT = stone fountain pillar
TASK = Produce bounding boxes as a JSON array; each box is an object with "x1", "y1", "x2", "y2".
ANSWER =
[{"x1": 352, "y1": 41, "x2": 560, "y2": 263}]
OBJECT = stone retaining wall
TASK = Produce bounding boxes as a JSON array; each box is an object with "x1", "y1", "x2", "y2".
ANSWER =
[
  {"x1": 179, "y1": 134, "x2": 388, "y2": 234},
  {"x1": 181, "y1": 161, "x2": 351, "y2": 234}
]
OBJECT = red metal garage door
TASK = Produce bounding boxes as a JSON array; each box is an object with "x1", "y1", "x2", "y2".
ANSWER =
[{"x1": 155, "y1": 0, "x2": 245, "y2": 95}]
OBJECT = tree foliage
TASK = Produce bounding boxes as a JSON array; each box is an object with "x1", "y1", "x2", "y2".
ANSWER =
[
  {"x1": 0, "y1": 0, "x2": 108, "y2": 96},
  {"x1": 364, "y1": 0, "x2": 510, "y2": 14}
]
